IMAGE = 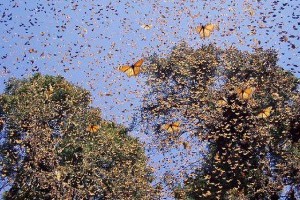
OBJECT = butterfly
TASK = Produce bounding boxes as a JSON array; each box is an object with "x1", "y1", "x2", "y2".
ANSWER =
[
  {"x1": 86, "y1": 124, "x2": 100, "y2": 133},
  {"x1": 203, "y1": 190, "x2": 212, "y2": 197},
  {"x1": 236, "y1": 87, "x2": 255, "y2": 100},
  {"x1": 257, "y1": 106, "x2": 272, "y2": 118},
  {"x1": 217, "y1": 97, "x2": 227, "y2": 107},
  {"x1": 162, "y1": 121, "x2": 180, "y2": 133},
  {"x1": 28, "y1": 48, "x2": 37, "y2": 53},
  {"x1": 119, "y1": 59, "x2": 144, "y2": 77},
  {"x1": 55, "y1": 170, "x2": 62, "y2": 181},
  {"x1": 214, "y1": 153, "x2": 221, "y2": 162},
  {"x1": 141, "y1": 24, "x2": 153, "y2": 30},
  {"x1": 196, "y1": 23, "x2": 215, "y2": 38},
  {"x1": 182, "y1": 141, "x2": 190, "y2": 149}
]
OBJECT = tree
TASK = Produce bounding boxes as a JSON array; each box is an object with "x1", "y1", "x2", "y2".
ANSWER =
[
  {"x1": 0, "y1": 73, "x2": 158, "y2": 199},
  {"x1": 140, "y1": 43, "x2": 300, "y2": 199}
]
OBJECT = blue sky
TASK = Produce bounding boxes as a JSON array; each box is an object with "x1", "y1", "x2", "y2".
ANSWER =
[
  {"x1": 0, "y1": 0, "x2": 299, "y2": 199},
  {"x1": 1, "y1": 0, "x2": 299, "y2": 124}
]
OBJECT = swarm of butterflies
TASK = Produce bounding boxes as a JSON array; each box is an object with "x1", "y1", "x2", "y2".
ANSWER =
[
  {"x1": 1, "y1": 0, "x2": 300, "y2": 198},
  {"x1": 126, "y1": 40, "x2": 300, "y2": 199},
  {"x1": 118, "y1": 59, "x2": 272, "y2": 135},
  {"x1": 88, "y1": 23, "x2": 217, "y2": 135},
  {"x1": 118, "y1": 22, "x2": 216, "y2": 121},
  {"x1": 236, "y1": 87, "x2": 272, "y2": 118}
]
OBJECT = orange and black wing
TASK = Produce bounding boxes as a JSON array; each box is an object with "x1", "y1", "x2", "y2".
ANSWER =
[
  {"x1": 196, "y1": 24, "x2": 214, "y2": 38},
  {"x1": 257, "y1": 107, "x2": 272, "y2": 118},
  {"x1": 86, "y1": 125, "x2": 100, "y2": 133},
  {"x1": 132, "y1": 59, "x2": 144, "y2": 76},
  {"x1": 237, "y1": 87, "x2": 255, "y2": 100},
  {"x1": 171, "y1": 121, "x2": 180, "y2": 133},
  {"x1": 120, "y1": 59, "x2": 143, "y2": 77},
  {"x1": 196, "y1": 25, "x2": 206, "y2": 38},
  {"x1": 119, "y1": 65, "x2": 134, "y2": 77},
  {"x1": 162, "y1": 124, "x2": 171, "y2": 132},
  {"x1": 205, "y1": 23, "x2": 215, "y2": 31}
]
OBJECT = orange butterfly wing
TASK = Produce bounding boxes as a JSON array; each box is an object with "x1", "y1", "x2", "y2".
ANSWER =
[
  {"x1": 205, "y1": 24, "x2": 215, "y2": 31},
  {"x1": 141, "y1": 24, "x2": 152, "y2": 30},
  {"x1": 236, "y1": 88, "x2": 243, "y2": 99},
  {"x1": 203, "y1": 29, "x2": 211, "y2": 38},
  {"x1": 258, "y1": 107, "x2": 272, "y2": 118},
  {"x1": 162, "y1": 124, "x2": 171, "y2": 131},
  {"x1": 133, "y1": 59, "x2": 143, "y2": 76},
  {"x1": 86, "y1": 125, "x2": 92, "y2": 132},
  {"x1": 217, "y1": 98, "x2": 227, "y2": 107},
  {"x1": 87, "y1": 125, "x2": 100, "y2": 133},
  {"x1": 196, "y1": 25, "x2": 204, "y2": 33},
  {"x1": 162, "y1": 122, "x2": 180, "y2": 133},
  {"x1": 119, "y1": 65, "x2": 131, "y2": 72},
  {"x1": 237, "y1": 87, "x2": 255, "y2": 100},
  {"x1": 119, "y1": 65, "x2": 134, "y2": 77},
  {"x1": 196, "y1": 25, "x2": 206, "y2": 38},
  {"x1": 170, "y1": 121, "x2": 180, "y2": 133},
  {"x1": 243, "y1": 87, "x2": 255, "y2": 99}
]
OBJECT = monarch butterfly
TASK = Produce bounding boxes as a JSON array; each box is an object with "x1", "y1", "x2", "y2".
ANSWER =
[
  {"x1": 257, "y1": 106, "x2": 272, "y2": 118},
  {"x1": 119, "y1": 59, "x2": 144, "y2": 77},
  {"x1": 217, "y1": 97, "x2": 227, "y2": 107},
  {"x1": 86, "y1": 124, "x2": 100, "y2": 133},
  {"x1": 141, "y1": 24, "x2": 153, "y2": 30},
  {"x1": 162, "y1": 121, "x2": 180, "y2": 133},
  {"x1": 196, "y1": 23, "x2": 215, "y2": 38},
  {"x1": 236, "y1": 87, "x2": 255, "y2": 100}
]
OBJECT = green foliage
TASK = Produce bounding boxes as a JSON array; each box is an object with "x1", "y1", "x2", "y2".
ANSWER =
[{"x1": 0, "y1": 74, "x2": 158, "y2": 199}]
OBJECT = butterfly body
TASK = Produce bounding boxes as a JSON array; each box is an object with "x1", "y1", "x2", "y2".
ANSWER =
[{"x1": 119, "y1": 59, "x2": 143, "y2": 77}]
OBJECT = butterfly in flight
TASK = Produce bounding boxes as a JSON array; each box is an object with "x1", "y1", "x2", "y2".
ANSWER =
[
  {"x1": 257, "y1": 106, "x2": 272, "y2": 118},
  {"x1": 141, "y1": 24, "x2": 153, "y2": 30},
  {"x1": 236, "y1": 87, "x2": 255, "y2": 100},
  {"x1": 119, "y1": 59, "x2": 144, "y2": 77},
  {"x1": 162, "y1": 121, "x2": 181, "y2": 133},
  {"x1": 196, "y1": 23, "x2": 215, "y2": 38}
]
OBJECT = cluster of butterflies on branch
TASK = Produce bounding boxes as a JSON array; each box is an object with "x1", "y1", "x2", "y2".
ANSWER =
[
  {"x1": 160, "y1": 87, "x2": 273, "y2": 134},
  {"x1": 234, "y1": 87, "x2": 272, "y2": 119},
  {"x1": 117, "y1": 57, "x2": 273, "y2": 136}
]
